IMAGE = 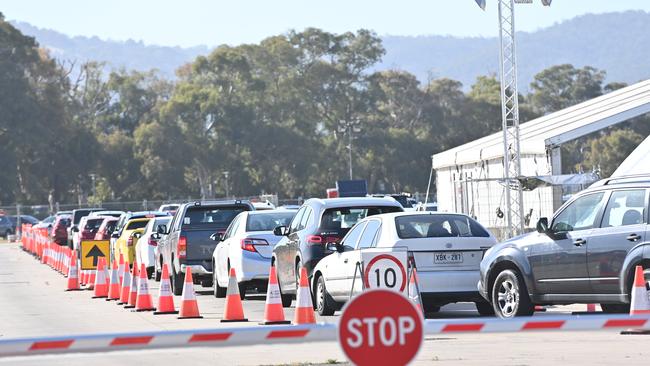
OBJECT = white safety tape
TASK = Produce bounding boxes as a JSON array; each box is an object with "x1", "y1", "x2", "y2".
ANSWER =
[{"x1": 0, "y1": 315, "x2": 648, "y2": 357}]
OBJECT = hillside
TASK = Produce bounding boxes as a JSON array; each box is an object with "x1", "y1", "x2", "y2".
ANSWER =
[{"x1": 11, "y1": 10, "x2": 650, "y2": 87}]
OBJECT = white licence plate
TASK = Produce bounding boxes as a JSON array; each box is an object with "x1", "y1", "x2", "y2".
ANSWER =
[{"x1": 434, "y1": 252, "x2": 464, "y2": 264}]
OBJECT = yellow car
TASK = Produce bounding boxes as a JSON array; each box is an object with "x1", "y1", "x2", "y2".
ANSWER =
[{"x1": 113, "y1": 218, "x2": 151, "y2": 264}]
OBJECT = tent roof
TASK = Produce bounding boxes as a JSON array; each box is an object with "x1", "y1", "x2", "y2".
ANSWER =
[
  {"x1": 432, "y1": 79, "x2": 650, "y2": 169},
  {"x1": 612, "y1": 134, "x2": 650, "y2": 177}
]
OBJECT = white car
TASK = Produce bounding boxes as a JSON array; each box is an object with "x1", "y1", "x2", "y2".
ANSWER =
[
  {"x1": 157, "y1": 204, "x2": 179, "y2": 214},
  {"x1": 212, "y1": 209, "x2": 296, "y2": 299},
  {"x1": 135, "y1": 216, "x2": 172, "y2": 278},
  {"x1": 311, "y1": 212, "x2": 497, "y2": 316}
]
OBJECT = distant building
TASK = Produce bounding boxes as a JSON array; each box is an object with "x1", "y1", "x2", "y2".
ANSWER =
[{"x1": 431, "y1": 79, "x2": 650, "y2": 239}]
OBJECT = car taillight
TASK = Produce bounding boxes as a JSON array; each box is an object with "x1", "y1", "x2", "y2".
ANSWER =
[
  {"x1": 178, "y1": 236, "x2": 187, "y2": 259},
  {"x1": 127, "y1": 236, "x2": 134, "y2": 246},
  {"x1": 148, "y1": 237, "x2": 158, "y2": 247},
  {"x1": 241, "y1": 238, "x2": 268, "y2": 252},
  {"x1": 306, "y1": 235, "x2": 323, "y2": 245}
]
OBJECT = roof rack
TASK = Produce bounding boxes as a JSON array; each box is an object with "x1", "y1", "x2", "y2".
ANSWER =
[{"x1": 592, "y1": 173, "x2": 650, "y2": 187}]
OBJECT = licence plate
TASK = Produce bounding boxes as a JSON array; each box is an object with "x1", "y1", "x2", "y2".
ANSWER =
[{"x1": 434, "y1": 252, "x2": 464, "y2": 264}]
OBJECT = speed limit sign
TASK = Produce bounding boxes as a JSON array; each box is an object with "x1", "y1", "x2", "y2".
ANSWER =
[{"x1": 362, "y1": 251, "x2": 408, "y2": 294}]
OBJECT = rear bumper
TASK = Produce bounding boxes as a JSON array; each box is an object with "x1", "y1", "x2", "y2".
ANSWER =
[
  {"x1": 180, "y1": 264, "x2": 211, "y2": 275},
  {"x1": 236, "y1": 251, "x2": 271, "y2": 282},
  {"x1": 419, "y1": 270, "x2": 481, "y2": 295}
]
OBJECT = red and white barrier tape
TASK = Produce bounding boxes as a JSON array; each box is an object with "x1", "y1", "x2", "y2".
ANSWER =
[{"x1": 0, "y1": 315, "x2": 648, "y2": 357}]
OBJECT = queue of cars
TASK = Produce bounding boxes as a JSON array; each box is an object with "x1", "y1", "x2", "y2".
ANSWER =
[{"x1": 16, "y1": 174, "x2": 649, "y2": 319}]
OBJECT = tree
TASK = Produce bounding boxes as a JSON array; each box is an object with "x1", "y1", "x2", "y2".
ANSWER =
[{"x1": 529, "y1": 64, "x2": 605, "y2": 114}]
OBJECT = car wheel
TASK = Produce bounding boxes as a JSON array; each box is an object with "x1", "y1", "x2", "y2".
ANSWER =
[
  {"x1": 4, "y1": 230, "x2": 11, "y2": 238},
  {"x1": 146, "y1": 267, "x2": 154, "y2": 279},
  {"x1": 600, "y1": 303, "x2": 630, "y2": 313},
  {"x1": 491, "y1": 269, "x2": 534, "y2": 318},
  {"x1": 238, "y1": 282, "x2": 247, "y2": 300},
  {"x1": 295, "y1": 259, "x2": 303, "y2": 290},
  {"x1": 277, "y1": 267, "x2": 293, "y2": 308},
  {"x1": 154, "y1": 259, "x2": 162, "y2": 282},
  {"x1": 315, "y1": 275, "x2": 336, "y2": 316},
  {"x1": 171, "y1": 263, "x2": 184, "y2": 296},
  {"x1": 475, "y1": 300, "x2": 495, "y2": 316},
  {"x1": 213, "y1": 264, "x2": 226, "y2": 298}
]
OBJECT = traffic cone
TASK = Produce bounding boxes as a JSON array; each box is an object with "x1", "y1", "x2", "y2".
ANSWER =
[
  {"x1": 408, "y1": 268, "x2": 424, "y2": 318},
  {"x1": 293, "y1": 267, "x2": 316, "y2": 325},
  {"x1": 118, "y1": 253, "x2": 125, "y2": 287},
  {"x1": 124, "y1": 261, "x2": 139, "y2": 309},
  {"x1": 178, "y1": 268, "x2": 202, "y2": 319},
  {"x1": 154, "y1": 264, "x2": 178, "y2": 315},
  {"x1": 630, "y1": 265, "x2": 650, "y2": 315},
  {"x1": 134, "y1": 263, "x2": 155, "y2": 312},
  {"x1": 87, "y1": 268, "x2": 96, "y2": 290},
  {"x1": 259, "y1": 266, "x2": 287, "y2": 325},
  {"x1": 107, "y1": 259, "x2": 121, "y2": 301},
  {"x1": 92, "y1": 257, "x2": 109, "y2": 298},
  {"x1": 65, "y1": 251, "x2": 81, "y2": 291},
  {"x1": 118, "y1": 261, "x2": 131, "y2": 305},
  {"x1": 220, "y1": 268, "x2": 247, "y2": 322}
]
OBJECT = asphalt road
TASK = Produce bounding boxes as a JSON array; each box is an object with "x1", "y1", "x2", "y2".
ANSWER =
[{"x1": 1, "y1": 242, "x2": 649, "y2": 365}]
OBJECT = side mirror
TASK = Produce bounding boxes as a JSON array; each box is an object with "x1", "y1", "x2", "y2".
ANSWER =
[
  {"x1": 210, "y1": 232, "x2": 223, "y2": 242},
  {"x1": 536, "y1": 217, "x2": 549, "y2": 234},
  {"x1": 152, "y1": 233, "x2": 161, "y2": 240},
  {"x1": 157, "y1": 225, "x2": 167, "y2": 234},
  {"x1": 71, "y1": 226, "x2": 79, "y2": 233},
  {"x1": 133, "y1": 232, "x2": 143, "y2": 239},
  {"x1": 111, "y1": 232, "x2": 120, "y2": 239},
  {"x1": 326, "y1": 242, "x2": 344, "y2": 253},
  {"x1": 273, "y1": 226, "x2": 288, "y2": 236}
]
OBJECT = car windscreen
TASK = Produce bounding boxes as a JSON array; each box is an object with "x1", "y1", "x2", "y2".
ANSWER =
[
  {"x1": 320, "y1": 206, "x2": 402, "y2": 231},
  {"x1": 246, "y1": 212, "x2": 296, "y2": 231},
  {"x1": 84, "y1": 218, "x2": 104, "y2": 230},
  {"x1": 395, "y1": 214, "x2": 490, "y2": 239},
  {"x1": 182, "y1": 206, "x2": 247, "y2": 228},
  {"x1": 125, "y1": 220, "x2": 150, "y2": 230}
]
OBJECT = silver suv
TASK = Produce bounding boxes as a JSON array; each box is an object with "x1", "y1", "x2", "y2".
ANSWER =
[{"x1": 479, "y1": 174, "x2": 650, "y2": 318}]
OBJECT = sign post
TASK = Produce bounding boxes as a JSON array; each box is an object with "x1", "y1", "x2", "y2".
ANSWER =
[{"x1": 338, "y1": 289, "x2": 423, "y2": 366}]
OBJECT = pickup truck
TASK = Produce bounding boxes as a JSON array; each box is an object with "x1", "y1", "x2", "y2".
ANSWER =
[{"x1": 158, "y1": 201, "x2": 254, "y2": 295}]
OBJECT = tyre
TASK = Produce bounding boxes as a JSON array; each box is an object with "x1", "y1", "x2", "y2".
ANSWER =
[
  {"x1": 475, "y1": 300, "x2": 495, "y2": 316},
  {"x1": 154, "y1": 259, "x2": 162, "y2": 282},
  {"x1": 4, "y1": 230, "x2": 11, "y2": 238},
  {"x1": 238, "y1": 282, "x2": 247, "y2": 300},
  {"x1": 146, "y1": 266, "x2": 154, "y2": 279},
  {"x1": 491, "y1": 269, "x2": 534, "y2": 318},
  {"x1": 295, "y1": 260, "x2": 303, "y2": 291},
  {"x1": 213, "y1": 265, "x2": 226, "y2": 298},
  {"x1": 600, "y1": 303, "x2": 630, "y2": 313},
  {"x1": 277, "y1": 268, "x2": 293, "y2": 308},
  {"x1": 171, "y1": 264, "x2": 184, "y2": 296},
  {"x1": 315, "y1": 275, "x2": 336, "y2": 316}
]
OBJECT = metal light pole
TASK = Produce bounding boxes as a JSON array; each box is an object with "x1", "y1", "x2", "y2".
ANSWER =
[
  {"x1": 338, "y1": 119, "x2": 362, "y2": 180},
  {"x1": 474, "y1": 0, "x2": 551, "y2": 237}
]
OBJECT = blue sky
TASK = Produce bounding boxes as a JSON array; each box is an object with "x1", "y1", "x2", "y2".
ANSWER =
[{"x1": 3, "y1": 0, "x2": 650, "y2": 47}]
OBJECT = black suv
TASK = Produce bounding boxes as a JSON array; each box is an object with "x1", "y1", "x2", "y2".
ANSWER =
[{"x1": 480, "y1": 174, "x2": 650, "y2": 318}]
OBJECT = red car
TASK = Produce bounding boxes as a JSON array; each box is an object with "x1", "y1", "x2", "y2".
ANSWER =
[
  {"x1": 95, "y1": 217, "x2": 119, "y2": 240},
  {"x1": 51, "y1": 214, "x2": 71, "y2": 246}
]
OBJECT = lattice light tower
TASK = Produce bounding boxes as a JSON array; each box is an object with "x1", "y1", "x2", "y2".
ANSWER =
[{"x1": 474, "y1": 0, "x2": 551, "y2": 237}]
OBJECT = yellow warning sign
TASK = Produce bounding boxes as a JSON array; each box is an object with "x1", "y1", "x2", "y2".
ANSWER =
[{"x1": 80, "y1": 240, "x2": 110, "y2": 270}]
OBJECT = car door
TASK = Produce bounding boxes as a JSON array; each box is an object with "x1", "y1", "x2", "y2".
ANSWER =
[
  {"x1": 326, "y1": 221, "x2": 367, "y2": 299},
  {"x1": 277, "y1": 207, "x2": 305, "y2": 290},
  {"x1": 588, "y1": 189, "x2": 648, "y2": 294},
  {"x1": 345, "y1": 220, "x2": 382, "y2": 297},
  {"x1": 529, "y1": 192, "x2": 607, "y2": 294},
  {"x1": 217, "y1": 215, "x2": 241, "y2": 285}
]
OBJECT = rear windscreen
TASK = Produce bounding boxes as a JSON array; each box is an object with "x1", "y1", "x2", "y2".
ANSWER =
[
  {"x1": 320, "y1": 206, "x2": 401, "y2": 231},
  {"x1": 183, "y1": 206, "x2": 247, "y2": 228},
  {"x1": 125, "y1": 220, "x2": 149, "y2": 230},
  {"x1": 84, "y1": 219, "x2": 104, "y2": 230},
  {"x1": 395, "y1": 215, "x2": 490, "y2": 239},
  {"x1": 246, "y1": 212, "x2": 296, "y2": 231}
]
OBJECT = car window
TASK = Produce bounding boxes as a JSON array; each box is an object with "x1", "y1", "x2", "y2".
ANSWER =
[
  {"x1": 342, "y1": 222, "x2": 367, "y2": 248},
  {"x1": 298, "y1": 208, "x2": 313, "y2": 231},
  {"x1": 395, "y1": 214, "x2": 490, "y2": 238},
  {"x1": 320, "y1": 206, "x2": 402, "y2": 231},
  {"x1": 289, "y1": 207, "x2": 306, "y2": 233},
  {"x1": 600, "y1": 190, "x2": 646, "y2": 228},
  {"x1": 552, "y1": 192, "x2": 607, "y2": 232},
  {"x1": 357, "y1": 220, "x2": 381, "y2": 249},
  {"x1": 246, "y1": 212, "x2": 296, "y2": 231},
  {"x1": 125, "y1": 220, "x2": 149, "y2": 231},
  {"x1": 224, "y1": 216, "x2": 241, "y2": 240}
]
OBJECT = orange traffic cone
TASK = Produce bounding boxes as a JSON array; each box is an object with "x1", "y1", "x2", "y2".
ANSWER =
[
  {"x1": 118, "y1": 253, "x2": 125, "y2": 287},
  {"x1": 107, "y1": 259, "x2": 121, "y2": 301},
  {"x1": 260, "y1": 266, "x2": 288, "y2": 325},
  {"x1": 408, "y1": 268, "x2": 424, "y2": 318},
  {"x1": 630, "y1": 265, "x2": 650, "y2": 315},
  {"x1": 65, "y1": 251, "x2": 81, "y2": 291},
  {"x1": 92, "y1": 257, "x2": 109, "y2": 298},
  {"x1": 124, "y1": 261, "x2": 139, "y2": 309},
  {"x1": 178, "y1": 268, "x2": 202, "y2": 319},
  {"x1": 294, "y1": 267, "x2": 316, "y2": 324},
  {"x1": 154, "y1": 264, "x2": 178, "y2": 315},
  {"x1": 118, "y1": 261, "x2": 131, "y2": 305},
  {"x1": 87, "y1": 268, "x2": 96, "y2": 290},
  {"x1": 134, "y1": 263, "x2": 155, "y2": 312},
  {"x1": 220, "y1": 268, "x2": 247, "y2": 322}
]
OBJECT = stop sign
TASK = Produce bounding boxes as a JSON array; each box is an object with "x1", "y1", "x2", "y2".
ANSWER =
[{"x1": 338, "y1": 289, "x2": 423, "y2": 366}]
